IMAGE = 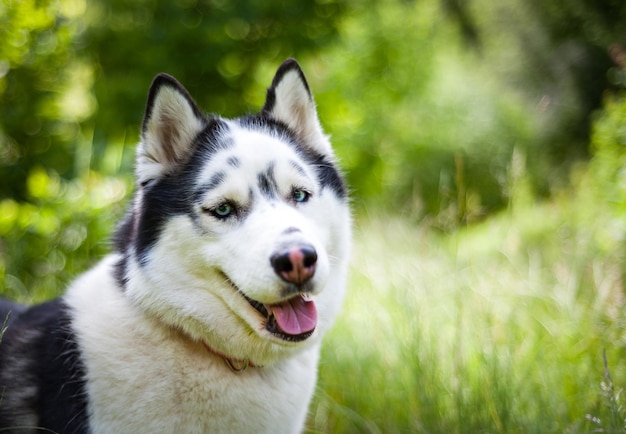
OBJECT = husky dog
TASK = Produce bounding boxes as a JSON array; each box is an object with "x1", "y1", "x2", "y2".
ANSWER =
[{"x1": 0, "y1": 59, "x2": 351, "y2": 433}]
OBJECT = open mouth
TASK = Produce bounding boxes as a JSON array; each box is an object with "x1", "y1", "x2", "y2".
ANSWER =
[
  {"x1": 242, "y1": 293, "x2": 317, "y2": 342},
  {"x1": 218, "y1": 271, "x2": 317, "y2": 342}
]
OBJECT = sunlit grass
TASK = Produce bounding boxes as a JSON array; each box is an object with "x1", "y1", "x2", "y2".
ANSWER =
[{"x1": 311, "y1": 206, "x2": 626, "y2": 433}]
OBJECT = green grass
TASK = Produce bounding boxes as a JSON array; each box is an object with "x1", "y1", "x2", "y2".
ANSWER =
[{"x1": 310, "y1": 204, "x2": 626, "y2": 433}]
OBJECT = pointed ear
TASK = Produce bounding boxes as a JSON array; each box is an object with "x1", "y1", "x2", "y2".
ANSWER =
[
  {"x1": 137, "y1": 73, "x2": 205, "y2": 185},
  {"x1": 262, "y1": 59, "x2": 332, "y2": 156}
]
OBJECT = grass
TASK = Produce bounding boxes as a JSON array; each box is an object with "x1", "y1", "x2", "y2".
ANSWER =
[{"x1": 309, "y1": 202, "x2": 626, "y2": 433}]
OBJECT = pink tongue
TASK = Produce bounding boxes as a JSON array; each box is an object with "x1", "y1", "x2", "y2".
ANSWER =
[{"x1": 270, "y1": 297, "x2": 317, "y2": 335}]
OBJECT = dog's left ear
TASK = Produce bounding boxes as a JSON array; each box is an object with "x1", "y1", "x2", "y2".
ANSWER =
[
  {"x1": 262, "y1": 59, "x2": 332, "y2": 156},
  {"x1": 137, "y1": 74, "x2": 205, "y2": 186}
]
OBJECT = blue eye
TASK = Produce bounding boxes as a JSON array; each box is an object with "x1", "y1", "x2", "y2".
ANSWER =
[
  {"x1": 211, "y1": 202, "x2": 235, "y2": 219},
  {"x1": 292, "y1": 188, "x2": 310, "y2": 203}
]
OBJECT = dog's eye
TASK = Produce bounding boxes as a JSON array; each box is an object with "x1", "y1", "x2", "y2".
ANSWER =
[
  {"x1": 292, "y1": 188, "x2": 310, "y2": 203},
  {"x1": 210, "y1": 202, "x2": 235, "y2": 219}
]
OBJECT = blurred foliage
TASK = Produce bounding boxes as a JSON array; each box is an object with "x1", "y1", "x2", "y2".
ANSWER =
[
  {"x1": 0, "y1": 172, "x2": 127, "y2": 303},
  {"x1": 316, "y1": 0, "x2": 534, "y2": 223},
  {"x1": 0, "y1": 0, "x2": 626, "y2": 298},
  {"x1": 315, "y1": 0, "x2": 626, "y2": 224},
  {"x1": 84, "y1": 0, "x2": 347, "y2": 157},
  {"x1": 0, "y1": 0, "x2": 84, "y2": 200},
  {"x1": 583, "y1": 88, "x2": 626, "y2": 258}
]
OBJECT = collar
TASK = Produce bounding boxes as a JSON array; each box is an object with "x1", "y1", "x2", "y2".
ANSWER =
[{"x1": 201, "y1": 341, "x2": 260, "y2": 372}]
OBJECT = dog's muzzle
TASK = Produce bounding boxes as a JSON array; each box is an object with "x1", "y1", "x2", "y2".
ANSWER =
[{"x1": 238, "y1": 242, "x2": 319, "y2": 342}]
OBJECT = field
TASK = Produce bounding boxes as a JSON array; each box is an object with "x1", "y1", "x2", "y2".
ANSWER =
[{"x1": 310, "y1": 202, "x2": 626, "y2": 433}]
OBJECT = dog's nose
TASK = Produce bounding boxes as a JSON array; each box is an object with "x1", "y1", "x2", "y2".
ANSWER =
[{"x1": 271, "y1": 244, "x2": 317, "y2": 285}]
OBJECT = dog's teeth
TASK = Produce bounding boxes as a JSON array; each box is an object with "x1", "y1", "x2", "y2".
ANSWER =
[{"x1": 301, "y1": 294, "x2": 312, "y2": 301}]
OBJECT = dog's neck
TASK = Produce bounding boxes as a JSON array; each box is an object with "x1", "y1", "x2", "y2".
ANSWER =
[{"x1": 201, "y1": 341, "x2": 260, "y2": 372}]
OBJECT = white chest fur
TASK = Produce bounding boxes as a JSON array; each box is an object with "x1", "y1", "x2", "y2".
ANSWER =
[{"x1": 65, "y1": 257, "x2": 319, "y2": 434}]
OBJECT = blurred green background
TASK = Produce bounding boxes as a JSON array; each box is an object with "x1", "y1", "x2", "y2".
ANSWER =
[{"x1": 2, "y1": 0, "x2": 626, "y2": 432}]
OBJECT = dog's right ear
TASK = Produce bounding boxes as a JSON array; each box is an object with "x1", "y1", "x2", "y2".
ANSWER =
[
  {"x1": 137, "y1": 74, "x2": 205, "y2": 186},
  {"x1": 262, "y1": 59, "x2": 332, "y2": 157}
]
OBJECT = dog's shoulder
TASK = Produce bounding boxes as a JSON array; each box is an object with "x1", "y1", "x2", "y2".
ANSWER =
[{"x1": 0, "y1": 299, "x2": 89, "y2": 433}]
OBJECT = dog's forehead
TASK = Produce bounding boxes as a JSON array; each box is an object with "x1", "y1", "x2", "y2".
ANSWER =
[{"x1": 196, "y1": 121, "x2": 308, "y2": 183}]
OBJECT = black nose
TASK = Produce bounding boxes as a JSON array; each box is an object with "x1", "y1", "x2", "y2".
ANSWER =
[{"x1": 270, "y1": 244, "x2": 317, "y2": 285}]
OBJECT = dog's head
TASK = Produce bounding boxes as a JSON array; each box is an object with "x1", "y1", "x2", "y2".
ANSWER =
[{"x1": 115, "y1": 59, "x2": 351, "y2": 366}]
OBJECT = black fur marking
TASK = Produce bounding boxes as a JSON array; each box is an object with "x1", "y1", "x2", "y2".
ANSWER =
[
  {"x1": 114, "y1": 253, "x2": 131, "y2": 290},
  {"x1": 113, "y1": 209, "x2": 135, "y2": 289},
  {"x1": 289, "y1": 160, "x2": 307, "y2": 176},
  {"x1": 113, "y1": 208, "x2": 135, "y2": 253},
  {"x1": 303, "y1": 149, "x2": 347, "y2": 199},
  {"x1": 198, "y1": 171, "x2": 226, "y2": 196},
  {"x1": 227, "y1": 156, "x2": 241, "y2": 168},
  {"x1": 262, "y1": 59, "x2": 312, "y2": 115},
  {"x1": 239, "y1": 115, "x2": 347, "y2": 199},
  {"x1": 134, "y1": 174, "x2": 192, "y2": 265},
  {"x1": 0, "y1": 299, "x2": 89, "y2": 433},
  {"x1": 257, "y1": 162, "x2": 278, "y2": 199},
  {"x1": 114, "y1": 119, "x2": 234, "y2": 263}
]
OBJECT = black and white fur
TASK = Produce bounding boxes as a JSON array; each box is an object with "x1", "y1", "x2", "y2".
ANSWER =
[{"x1": 0, "y1": 59, "x2": 351, "y2": 433}]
